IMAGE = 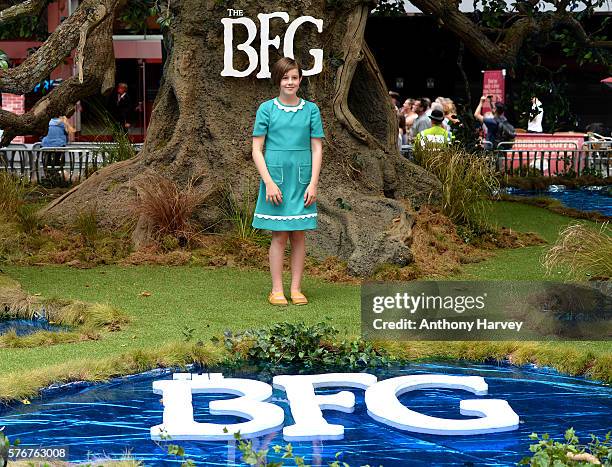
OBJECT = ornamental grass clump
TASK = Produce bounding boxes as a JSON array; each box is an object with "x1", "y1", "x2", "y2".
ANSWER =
[
  {"x1": 413, "y1": 143, "x2": 499, "y2": 231},
  {"x1": 543, "y1": 222, "x2": 612, "y2": 280},
  {"x1": 73, "y1": 207, "x2": 99, "y2": 243},
  {"x1": 98, "y1": 119, "x2": 138, "y2": 165},
  {"x1": 14, "y1": 204, "x2": 41, "y2": 234},
  {"x1": 0, "y1": 172, "x2": 32, "y2": 221},
  {"x1": 88, "y1": 101, "x2": 138, "y2": 166},
  {"x1": 222, "y1": 178, "x2": 269, "y2": 246},
  {"x1": 132, "y1": 172, "x2": 210, "y2": 246}
]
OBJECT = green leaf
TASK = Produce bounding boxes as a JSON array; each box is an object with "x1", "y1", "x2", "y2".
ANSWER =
[{"x1": 242, "y1": 452, "x2": 259, "y2": 465}]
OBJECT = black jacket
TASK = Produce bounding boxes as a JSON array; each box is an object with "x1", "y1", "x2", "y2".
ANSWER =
[{"x1": 108, "y1": 92, "x2": 133, "y2": 126}]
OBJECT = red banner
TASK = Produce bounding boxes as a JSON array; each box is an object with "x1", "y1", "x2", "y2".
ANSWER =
[
  {"x1": 513, "y1": 133, "x2": 585, "y2": 151},
  {"x1": 503, "y1": 133, "x2": 587, "y2": 176},
  {"x1": 482, "y1": 70, "x2": 505, "y2": 114}
]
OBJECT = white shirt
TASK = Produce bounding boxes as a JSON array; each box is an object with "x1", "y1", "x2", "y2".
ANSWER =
[{"x1": 528, "y1": 99, "x2": 544, "y2": 133}]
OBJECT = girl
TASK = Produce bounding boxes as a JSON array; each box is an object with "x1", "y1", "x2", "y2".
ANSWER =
[
  {"x1": 251, "y1": 57, "x2": 325, "y2": 306},
  {"x1": 41, "y1": 116, "x2": 75, "y2": 148}
]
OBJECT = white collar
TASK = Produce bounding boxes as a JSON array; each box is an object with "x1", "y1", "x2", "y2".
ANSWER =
[{"x1": 273, "y1": 98, "x2": 305, "y2": 112}]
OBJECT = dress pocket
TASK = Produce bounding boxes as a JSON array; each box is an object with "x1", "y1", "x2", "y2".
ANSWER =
[
  {"x1": 298, "y1": 164, "x2": 312, "y2": 185},
  {"x1": 267, "y1": 164, "x2": 283, "y2": 185}
]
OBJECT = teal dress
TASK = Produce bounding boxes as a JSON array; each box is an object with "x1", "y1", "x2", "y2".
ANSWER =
[{"x1": 251, "y1": 97, "x2": 325, "y2": 231}]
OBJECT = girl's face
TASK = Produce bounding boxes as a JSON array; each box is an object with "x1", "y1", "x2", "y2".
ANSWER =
[{"x1": 279, "y1": 68, "x2": 302, "y2": 96}]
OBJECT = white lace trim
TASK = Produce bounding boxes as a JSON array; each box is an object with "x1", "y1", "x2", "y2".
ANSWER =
[
  {"x1": 273, "y1": 98, "x2": 305, "y2": 112},
  {"x1": 254, "y1": 212, "x2": 317, "y2": 220}
]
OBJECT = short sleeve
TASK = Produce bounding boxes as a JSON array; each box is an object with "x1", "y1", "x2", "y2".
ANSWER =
[
  {"x1": 310, "y1": 103, "x2": 325, "y2": 138},
  {"x1": 252, "y1": 102, "x2": 270, "y2": 136}
]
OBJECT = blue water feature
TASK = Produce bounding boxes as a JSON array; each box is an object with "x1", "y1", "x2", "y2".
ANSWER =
[
  {"x1": 1, "y1": 362, "x2": 611, "y2": 466},
  {"x1": 0, "y1": 319, "x2": 68, "y2": 336},
  {"x1": 504, "y1": 185, "x2": 612, "y2": 217}
]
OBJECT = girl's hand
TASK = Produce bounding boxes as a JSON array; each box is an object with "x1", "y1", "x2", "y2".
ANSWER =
[
  {"x1": 265, "y1": 182, "x2": 283, "y2": 205},
  {"x1": 304, "y1": 183, "x2": 317, "y2": 207}
]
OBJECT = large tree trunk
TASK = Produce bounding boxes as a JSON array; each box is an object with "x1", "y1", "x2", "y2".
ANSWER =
[{"x1": 42, "y1": 0, "x2": 441, "y2": 276}]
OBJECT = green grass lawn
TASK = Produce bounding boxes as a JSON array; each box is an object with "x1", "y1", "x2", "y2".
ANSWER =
[
  {"x1": 1, "y1": 201, "x2": 610, "y2": 392},
  {"x1": 0, "y1": 265, "x2": 359, "y2": 374},
  {"x1": 457, "y1": 201, "x2": 599, "y2": 280}
]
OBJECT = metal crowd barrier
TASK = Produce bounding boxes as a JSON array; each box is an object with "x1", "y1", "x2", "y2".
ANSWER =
[
  {"x1": 495, "y1": 141, "x2": 611, "y2": 178},
  {"x1": 0, "y1": 143, "x2": 143, "y2": 185}
]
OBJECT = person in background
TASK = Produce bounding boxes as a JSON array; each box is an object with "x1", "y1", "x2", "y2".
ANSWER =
[
  {"x1": 402, "y1": 98, "x2": 418, "y2": 131},
  {"x1": 41, "y1": 116, "x2": 75, "y2": 147},
  {"x1": 109, "y1": 82, "x2": 133, "y2": 130},
  {"x1": 422, "y1": 97, "x2": 432, "y2": 116},
  {"x1": 41, "y1": 116, "x2": 76, "y2": 175},
  {"x1": 443, "y1": 99, "x2": 460, "y2": 134},
  {"x1": 585, "y1": 122, "x2": 609, "y2": 136},
  {"x1": 430, "y1": 101, "x2": 444, "y2": 120},
  {"x1": 416, "y1": 108, "x2": 452, "y2": 148},
  {"x1": 528, "y1": 96, "x2": 544, "y2": 133},
  {"x1": 389, "y1": 91, "x2": 401, "y2": 114},
  {"x1": 400, "y1": 98, "x2": 414, "y2": 116},
  {"x1": 398, "y1": 113, "x2": 407, "y2": 149},
  {"x1": 410, "y1": 98, "x2": 432, "y2": 142},
  {"x1": 474, "y1": 96, "x2": 514, "y2": 150}
]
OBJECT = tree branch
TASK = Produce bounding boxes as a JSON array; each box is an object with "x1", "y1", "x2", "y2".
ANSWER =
[
  {"x1": 0, "y1": 0, "x2": 122, "y2": 94},
  {"x1": 410, "y1": 0, "x2": 517, "y2": 66},
  {"x1": 410, "y1": 0, "x2": 605, "y2": 68},
  {"x1": 0, "y1": 5, "x2": 117, "y2": 145},
  {"x1": 559, "y1": 14, "x2": 598, "y2": 47},
  {"x1": 0, "y1": 0, "x2": 47, "y2": 25}
]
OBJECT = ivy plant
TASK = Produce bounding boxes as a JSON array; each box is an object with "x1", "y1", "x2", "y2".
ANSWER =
[
  {"x1": 519, "y1": 428, "x2": 612, "y2": 466},
  {"x1": 216, "y1": 320, "x2": 392, "y2": 371}
]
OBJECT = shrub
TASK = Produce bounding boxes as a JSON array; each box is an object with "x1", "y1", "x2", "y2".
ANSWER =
[
  {"x1": 412, "y1": 143, "x2": 499, "y2": 230},
  {"x1": 218, "y1": 320, "x2": 391, "y2": 371},
  {"x1": 543, "y1": 222, "x2": 612, "y2": 280},
  {"x1": 132, "y1": 172, "x2": 210, "y2": 245}
]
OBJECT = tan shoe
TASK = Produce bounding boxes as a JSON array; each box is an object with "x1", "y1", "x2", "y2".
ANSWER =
[
  {"x1": 268, "y1": 291, "x2": 288, "y2": 306},
  {"x1": 290, "y1": 291, "x2": 308, "y2": 305}
]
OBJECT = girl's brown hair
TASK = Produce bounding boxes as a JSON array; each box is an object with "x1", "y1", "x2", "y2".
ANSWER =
[{"x1": 271, "y1": 57, "x2": 302, "y2": 87}]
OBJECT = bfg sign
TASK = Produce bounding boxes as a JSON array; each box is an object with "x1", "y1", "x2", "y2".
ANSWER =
[
  {"x1": 221, "y1": 11, "x2": 323, "y2": 78},
  {"x1": 150, "y1": 373, "x2": 520, "y2": 441}
]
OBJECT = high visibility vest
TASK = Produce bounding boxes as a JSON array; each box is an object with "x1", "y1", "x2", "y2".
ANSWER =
[{"x1": 416, "y1": 126, "x2": 452, "y2": 147}]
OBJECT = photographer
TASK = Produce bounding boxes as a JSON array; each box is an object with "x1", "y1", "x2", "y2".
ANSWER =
[{"x1": 474, "y1": 95, "x2": 515, "y2": 150}]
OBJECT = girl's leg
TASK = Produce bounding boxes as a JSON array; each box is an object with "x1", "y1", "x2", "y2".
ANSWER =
[
  {"x1": 270, "y1": 231, "x2": 289, "y2": 293},
  {"x1": 288, "y1": 230, "x2": 306, "y2": 293}
]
